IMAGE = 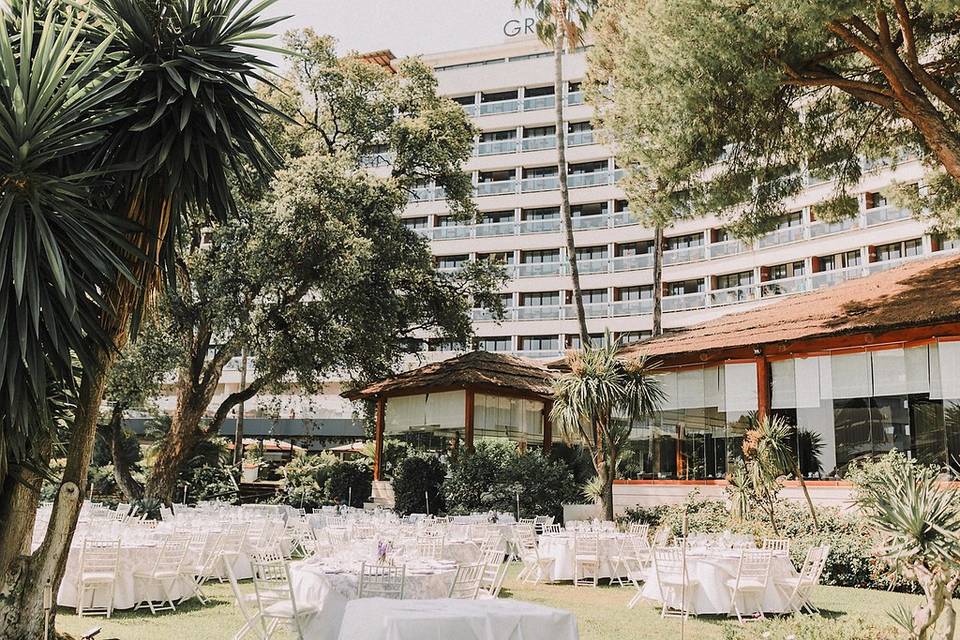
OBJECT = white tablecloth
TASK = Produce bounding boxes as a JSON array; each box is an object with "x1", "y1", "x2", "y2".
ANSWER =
[
  {"x1": 291, "y1": 560, "x2": 457, "y2": 640},
  {"x1": 337, "y1": 598, "x2": 579, "y2": 640},
  {"x1": 640, "y1": 550, "x2": 798, "y2": 615},
  {"x1": 537, "y1": 534, "x2": 625, "y2": 582}
]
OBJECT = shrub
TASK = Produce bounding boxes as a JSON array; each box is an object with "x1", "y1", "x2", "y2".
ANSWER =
[
  {"x1": 184, "y1": 464, "x2": 237, "y2": 504},
  {"x1": 721, "y1": 615, "x2": 898, "y2": 640},
  {"x1": 443, "y1": 440, "x2": 512, "y2": 515},
  {"x1": 325, "y1": 461, "x2": 372, "y2": 508},
  {"x1": 393, "y1": 456, "x2": 447, "y2": 515}
]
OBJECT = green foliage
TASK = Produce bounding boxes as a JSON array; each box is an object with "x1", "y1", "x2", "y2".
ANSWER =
[
  {"x1": 443, "y1": 440, "x2": 579, "y2": 521},
  {"x1": 324, "y1": 462, "x2": 372, "y2": 509},
  {"x1": 93, "y1": 424, "x2": 141, "y2": 469},
  {"x1": 721, "y1": 615, "x2": 899, "y2": 640},
  {"x1": 392, "y1": 456, "x2": 447, "y2": 516},
  {"x1": 588, "y1": 0, "x2": 960, "y2": 238},
  {"x1": 183, "y1": 464, "x2": 237, "y2": 504}
]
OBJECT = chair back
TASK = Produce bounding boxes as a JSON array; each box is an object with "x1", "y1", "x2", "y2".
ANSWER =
[
  {"x1": 325, "y1": 515, "x2": 346, "y2": 528},
  {"x1": 574, "y1": 532, "x2": 600, "y2": 559},
  {"x1": 800, "y1": 545, "x2": 830, "y2": 585},
  {"x1": 733, "y1": 549, "x2": 773, "y2": 589},
  {"x1": 353, "y1": 522, "x2": 376, "y2": 539},
  {"x1": 219, "y1": 522, "x2": 249, "y2": 555},
  {"x1": 251, "y1": 555, "x2": 300, "y2": 614},
  {"x1": 448, "y1": 563, "x2": 485, "y2": 599},
  {"x1": 223, "y1": 553, "x2": 257, "y2": 622},
  {"x1": 478, "y1": 548, "x2": 509, "y2": 598},
  {"x1": 651, "y1": 526, "x2": 670, "y2": 548},
  {"x1": 762, "y1": 538, "x2": 790, "y2": 553},
  {"x1": 154, "y1": 534, "x2": 191, "y2": 575},
  {"x1": 197, "y1": 532, "x2": 224, "y2": 574},
  {"x1": 79, "y1": 539, "x2": 120, "y2": 578},
  {"x1": 327, "y1": 527, "x2": 349, "y2": 547},
  {"x1": 653, "y1": 548, "x2": 686, "y2": 581},
  {"x1": 629, "y1": 523, "x2": 650, "y2": 540},
  {"x1": 543, "y1": 524, "x2": 561, "y2": 534},
  {"x1": 416, "y1": 534, "x2": 445, "y2": 560},
  {"x1": 357, "y1": 562, "x2": 405, "y2": 599}
]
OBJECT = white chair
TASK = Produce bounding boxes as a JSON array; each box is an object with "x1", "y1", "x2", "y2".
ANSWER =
[
  {"x1": 542, "y1": 523, "x2": 562, "y2": 534},
  {"x1": 448, "y1": 563, "x2": 486, "y2": 599},
  {"x1": 477, "y1": 547, "x2": 509, "y2": 599},
  {"x1": 251, "y1": 555, "x2": 317, "y2": 639},
  {"x1": 133, "y1": 534, "x2": 191, "y2": 614},
  {"x1": 224, "y1": 553, "x2": 264, "y2": 640},
  {"x1": 574, "y1": 533, "x2": 601, "y2": 587},
  {"x1": 76, "y1": 539, "x2": 120, "y2": 618},
  {"x1": 326, "y1": 527, "x2": 349, "y2": 547},
  {"x1": 357, "y1": 562, "x2": 405, "y2": 599},
  {"x1": 727, "y1": 549, "x2": 773, "y2": 623},
  {"x1": 180, "y1": 532, "x2": 224, "y2": 604},
  {"x1": 762, "y1": 538, "x2": 790, "y2": 553},
  {"x1": 515, "y1": 526, "x2": 556, "y2": 584},
  {"x1": 416, "y1": 534, "x2": 445, "y2": 560},
  {"x1": 652, "y1": 548, "x2": 700, "y2": 618},
  {"x1": 324, "y1": 515, "x2": 346, "y2": 528},
  {"x1": 651, "y1": 526, "x2": 670, "y2": 548},
  {"x1": 216, "y1": 523, "x2": 250, "y2": 583},
  {"x1": 776, "y1": 545, "x2": 829, "y2": 614},
  {"x1": 624, "y1": 535, "x2": 653, "y2": 608},
  {"x1": 629, "y1": 523, "x2": 650, "y2": 540}
]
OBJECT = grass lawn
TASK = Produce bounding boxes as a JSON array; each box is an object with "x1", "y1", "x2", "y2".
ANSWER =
[{"x1": 56, "y1": 564, "x2": 930, "y2": 640}]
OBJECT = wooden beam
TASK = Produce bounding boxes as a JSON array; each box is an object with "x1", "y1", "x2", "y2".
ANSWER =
[
  {"x1": 464, "y1": 389, "x2": 475, "y2": 454},
  {"x1": 373, "y1": 397, "x2": 385, "y2": 481},
  {"x1": 756, "y1": 355, "x2": 770, "y2": 419},
  {"x1": 542, "y1": 401, "x2": 553, "y2": 454}
]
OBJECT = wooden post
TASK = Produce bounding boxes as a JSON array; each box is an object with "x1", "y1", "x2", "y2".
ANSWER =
[
  {"x1": 755, "y1": 354, "x2": 771, "y2": 419},
  {"x1": 542, "y1": 400, "x2": 553, "y2": 454},
  {"x1": 464, "y1": 389, "x2": 475, "y2": 454},
  {"x1": 373, "y1": 397, "x2": 385, "y2": 481}
]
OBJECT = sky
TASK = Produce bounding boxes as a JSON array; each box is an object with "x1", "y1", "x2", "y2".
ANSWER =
[{"x1": 265, "y1": 0, "x2": 534, "y2": 59}]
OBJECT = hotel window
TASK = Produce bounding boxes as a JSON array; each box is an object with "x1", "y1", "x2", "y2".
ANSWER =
[
  {"x1": 666, "y1": 233, "x2": 704, "y2": 250},
  {"x1": 616, "y1": 331, "x2": 651, "y2": 344},
  {"x1": 569, "y1": 160, "x2": 607, "y2": 175},
  {"x1": 520, "y1": 291, "x2": 560, "y2": 307},
  {"x1": 478, "y1": 169, "x2": 514, "y2": 183},
  {"x1": 435, "y1": 215, "x2": 467, "y2": 227},
  {"x1": 476, "y1": 336, "x2": 511, "y2": 352},
  {"x1": 773, "y1": 211, "x2": 803, "y2": 229},
  {"x1": 523, "y1": 165, "x2": 558, "y2": 178},
  {"x1": 568, "y1": 81, "x2": 582, "y2": 93},
  {"x1": 480, "y1": 210, "x2": 514, "y2": 224},
  {"x1": 576, "y1": 245, "x2": 608, "y2": 260},
  {"x1": 480, "y1": 89, "x2": 517, "y2": 103},
  {"x1": 519, "y1": 335, "x2": 560, "y2": 352},
  {"x1": 402, "y1": 217, "x2": 428, "y2": 229},
  {"x1": 521, "y1": 248, "x2": 560, "y2": 263},
  {"x1": 905, "y1": 238, "x2": 923, "y2": 256},
  {"x1": 616, "y1": 241, "x2": 654, "y2": 256},
  {"x1": 476, "y1": 251, "x2": 514, "y2": 265},
  {"x1": 616, "y1": 285, "x2": 653, "y2": 301},
  {"x1": 524, "y1": 85, "x2": 554, "y2": 97},
  {"x1": 668, "y1": 279, "x2": 705, "y2": 295},
  {"x1": 716, "y1": 271, "x2": 753, "y2": 289},
  {"x1": 818, "y1": 250, "x2": 860, "y2": 272},
  {"x1": 712, "y1": 228, "x2": 735, "y2": 243},
  {"x1": 522, "y1": 206, "x2": 559, "y2": 220},
  {"x1": 436, "y1": 255, "x2": 468, "y2": 269},
  {"x1": 479, "y1": 129, "x2": 516, "y2": 142},
  {"x1": 567, "y1": 333, "x2": 605, "y2": 349},
  {"x1": 865, "y1": 191, "x2": 888, "y2": 209},
  {"x1": 876, "y1": 238, "x2": 921, "y2": 262},
  {"x1": 769, "y1": 261, "x2": 805, "y2": 281},
  {"x1": 580, "y1": 288, "x2": 608, "y2": 304},
  {"x1": 568, "y1": 121, "x2": 593, "y2": 134},
  {"x1": 614, "y1": 199, "x2": 630, "y2": 213},
  {"x1": 428, "y1": 338, "x2": 465, "y2": 351},
  {"x1": 523, "y1": 125, "x2": 555, "y2": 138},
  {"x1": 451, "y1": 95, "x2": 475, "y2": 107},
  {"x1": 571, "y1": 202, "x2": 608, "y2": 218}
]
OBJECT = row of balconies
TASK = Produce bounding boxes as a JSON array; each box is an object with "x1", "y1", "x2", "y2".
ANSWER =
[
  {"x1": 408, "y1": 168, "x2": 624, "y2": 202},
  {"x1": 431, "y1": 205, "x2": 912, "y2": 276},
  {"x1": 459, "y1": 91, "x2": 584, "y2": 118},
  {"x1": 467, "y1": 251, "x2": 944, "y2": 323}
]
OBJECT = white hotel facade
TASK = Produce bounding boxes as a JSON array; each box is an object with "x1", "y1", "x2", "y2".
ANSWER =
[{"x1": 162, "y1": 35, "x2": 956, "y2": 448}]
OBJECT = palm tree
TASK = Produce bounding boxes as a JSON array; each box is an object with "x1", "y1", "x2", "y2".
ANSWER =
[
  {"x1": 0, "y1": 1, "x2": 282, "y2": 635},
  {"x1": 551, "y1": 337, "x2": 663, "y2": 521},
  {"x1": 513, "y1": 0, "x2": 597, "y2": 346},
  {"x1": 742, "y1": 414, "x2": 820, "y2": 530},
  {"x1": 854, "y1": 458, "x2": 960, "y2": 640}
]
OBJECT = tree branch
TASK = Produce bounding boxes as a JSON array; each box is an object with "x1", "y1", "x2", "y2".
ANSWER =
[{"x1": 206, "y1": 376, "x2": 272, "y2": 435}]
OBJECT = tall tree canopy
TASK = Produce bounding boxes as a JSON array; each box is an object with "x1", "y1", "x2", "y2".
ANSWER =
[
  {"x1": 589, "y1": 0, "x2": 960, "y2": 236},
  {"x1": 139, "y1": 31, "x2": 505, "y2": 503}
]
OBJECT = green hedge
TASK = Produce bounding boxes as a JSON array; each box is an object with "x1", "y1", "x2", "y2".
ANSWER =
[{"x1": 392, "y1": 456, "x2": 447, "y2": 515}]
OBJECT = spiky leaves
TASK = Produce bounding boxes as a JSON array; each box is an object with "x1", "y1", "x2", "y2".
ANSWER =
[{"x1": 0, "y1": 4, "x2": 133, "y2": 476}]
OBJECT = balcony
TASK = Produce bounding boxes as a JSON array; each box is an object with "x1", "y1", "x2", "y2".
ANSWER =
[
  {"x1": 760, "y1": 275, "x2": 810, "y2": 297},
  {"x1": 408, "y1": 186, "x2": 434, "y2": 203},
  {"x1": 706, "y1": 239, "x2": 748, "y2": 259},
  {"x1": 475, "y1": 180, "x2": 518, "y2": 197},
  {"x1": 518, "y1": 218, "x2": 562, "y2": 234},
  {"x1": 611, "y1": 211, "x2": 635, "y2": 226},
  {"x1": 522, "y1": 95, "x2": 555, "y2": 111},
  {"x1": 516, "y1": 261, "x2": 564, "y2": 278},
  {"x1": 663, "y1": 245, "x2": 706, "y2": 265},
  {"x1": 757, "y1": 225, "x2": 804, "y2": 248},
  {"x1": 610, "y1": 299, "x2": 653, "y2": 316},
  {"x1": 571, "y1": 214, "x2": 608, "y2": 230},
  {"x1": 515, "y1": 349, "x2": 562, "y2": 360},
  {"x1": 568, "y1": 170, "x2": 612, "y2": 189},
  {"x1": 865, "y1": 205, "x2": 911, "y2": 226},
  {"x1": 567, "y1": 130, "x2": 594, "y2": 146},
  {"x1": 575, "y1": 257, "x2": 609, "y2": 274},
  {"x1": 662, "y1": 292, "x2": 707, "y2": 312},
  {"x1": 516, "y1": 305, "x2": 563, "y2": 321},
  {"x1": 611, "y1": 253, "x2": 653, "y2": 272},
  {"x1": 521, "y1": 175, "x2": 561, "y2": 193},
  {"x1": 478, "y1": 99, "x2": 519, "y2": 115},
  {"x1": 522, "y1": 135, "x2": 557, "y2": 152},
  {"x1": 476, "y1": 139, "x2": 518, "y2": 156},
  {"x1": 707, "y1": 284, "x2": 758, "y2": 307},
  {"x1": 567, "y1": 92, "x2": 584, "y2": 106},
  {"x1": 564, "y1": 302, "x2": 609, "y2": 319},
  {"x1": 809, "y1": 217, "x2": 856, "y2": 238},
  {"x1": 471, "y1": 307, "x2": 512, "y2": 322},
  {"x1": 474, "y1": 221, "x2": 516, "y2": 237},
  {"x1": 429, "y1": 225, "x2": 472, "y2": 240},
  {"x1": 461, "y1": 104, "x2": 477, "y2": 117}
]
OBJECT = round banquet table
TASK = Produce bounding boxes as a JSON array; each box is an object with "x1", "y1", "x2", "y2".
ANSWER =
[
  {"x1": 537, "y1": 533, "x2": 626, "y2": 582},
  {"x1": 57, "y1": 540, "x2": 194, "y2": 610},
  {"x1": 336, "y1": 597, "x2": 580, "y2": 640},
  {"x1": 639, "y1": 549, "x2": 799, "y2": 615},
  {"x1": 291, "y1": 559, "x2": 457, "y2": 640}
]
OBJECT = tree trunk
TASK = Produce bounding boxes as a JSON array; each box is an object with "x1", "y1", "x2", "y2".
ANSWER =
[
  {"x1": 603, "y1": 449, "x2": 617, "y2": 522},
  {"x1": 232, "y1": 346, "x2": 248, "y2": 466},
  {"x1": 794, "y1": 467, "x2": 819, "y2": 530},
  {"x1": 652, "y1": 224, "x2": 664, "y2": 336},
  {"x1": 108, "y1": 405, "x2": 142, "y2": 502},
  {"x1": 553, "y1": 21, "x2": 589, "y2": 346}
]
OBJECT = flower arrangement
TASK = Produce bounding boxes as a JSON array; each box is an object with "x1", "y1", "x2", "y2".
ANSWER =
[{"x1": 377, "y1": 540, "x2": 393, "y2": 565}]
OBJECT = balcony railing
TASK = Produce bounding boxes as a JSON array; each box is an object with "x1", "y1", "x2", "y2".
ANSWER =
[
  {"x1": 571, "y1": 214, "x2": 608, "y2": 230},
  {"x1": 707, "y1": 284, "x2": 758, "y2": 307},
  {"x1": 611, "y1": 299, "x2": 653, "y2": 316},
  {"x1": 611, "y1": 253, "x2": 653, "y2": 272},
  {"x1": 567, "y1": 130, "x2": 595, "y2": 146},
  {"x1": 808, "y1": 218, "x2": 857, "y2": 238},
  {"x1": 478, "y1": 99, "x2": 519, "y2": 115},
  {"x1": 515, "y1": 261, "x2": 563, "y2": 278},
  {"x1": 518, "y1": 218, "x2": 562, "y2": 234},
  {"x1": 566, "y1": 92, "x2": 584, "y2": 106},
  {"x1": 865, "y1": 205, "x2": 911, "y2": 226},
  {"x1": 568, "y1": 170, "x2": 613, "y2": 188},
  {"x1": 476, "y1": 139, "x2": 518, "y2": 156},
  {"x1": 662, "y1": 292, "x2": 707, "y2": 312},
  {"x1": 757, "y1": 225, "x2": 804, "y2": 248},
  {"x1": 521, "y1": 175, "x2": 561, "y2": 193},
  {"x1": 474, "y1": 221, "x2": 516, "y2": 237},
  {"x1": 706, "y1": 239, "x2": 748, "y2": 259},
  {"x1": 461, "y1": 104, "x2": 477, "y2": 117},
  {"x1": 360, "y1": 152, "x2": 393, "y2": 167},
  {"x1": 475, "y1": 180, "x2": 518, "y2": 196},
  {"x1": 576, "y1": 257, "x2": 610, "y2": 274},
  {"x1": 759, "y1": 275, "x2": 810, "y2": 297},
  {"x1": 516, "y1": 305, "x2": 562, "y2": 320},
  {"x1": 522, "y1": 135, "x2": 557, "y2": 152},
  {"x1": 663, "y1": 245, "x2": 706, "y2": 265},
  {"x1": 522, "y1": 95, "x2": 555, "y2": 111}
]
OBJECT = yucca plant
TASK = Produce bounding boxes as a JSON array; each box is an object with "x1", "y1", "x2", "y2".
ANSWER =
[
  {"x1": 551, "y1": 335, "x2": 663, "y2": 521},
  {"x1": 855, "y1": 459, "x2": 960, "y2": 640}
]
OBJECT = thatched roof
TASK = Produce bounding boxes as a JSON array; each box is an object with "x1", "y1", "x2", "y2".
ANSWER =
[
  {"x1": 343, "y1": 350, "x2": 556, "y2": 400},
  {"x1": 619, "y1": 254, "x2": 960, "y2": 360}
]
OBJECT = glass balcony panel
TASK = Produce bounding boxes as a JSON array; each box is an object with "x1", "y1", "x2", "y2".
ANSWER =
[
  {"x1": 611, "y1": 299, "x2": 653, "y2": 316},
  {"x1": 518, "y1": 218, "x2": 562, "y2": 234},
  {"x1": 476, "y1": 139, "x2": 518, "y2": 156},
  {"x1": 521, "y1": 176, "x2": 561, "y2": 192},
  {"x1": 865, "y1": 205, "x2": 912, "y2": 226},
  {"x1": 611, "y1": 211, "x2": 636, "y2": 227},
  {"x1": 516, "y1": 305, "x2": 562, "y2": 320},
  {"x1": 810, "y1": 266, "x2": 864, "y2": 289},
  {"x1": 431, "y1": 225, "x2": 472, "y2": 240},
  {"x1": 408, "y1": 186, "x2": 434, "y2": 202},
  {"x1": 461, "y1": 104, "x2": 477, "y2": 116},
  {"x1": 478, "y1": 99, "x2": 519, "y2": 115},
  {"x1": 707, "y1": 240, "x2": 748, "y2": 259},
  {"x1": 474, "y1": 221, "x2": 516, "y2": 237},
  {"x1": 809, "y1": 217, "x2": 857, "y2": 237},
  {"x1": 522, "y1": 95, "x2": 555, "y2": 111},
  {"x1": 516, "y1": 261, "x2": 564, "y2": 277},
  {"x1": 566, "y1": 92, "x2": 584, "y2": 106},
  {"x1": 662, "y1": 245, "x2": 705, "y2": 265},
  {"x1": 759, "y1": 276, "x2": 809, "y2": 298},
  {"x1": 611, "y1": 253, "x2": 652, "y2": 271},
  {"x1": 571, "y1": 214, "x2": 608, "y2": 230},
  {"x1": 757, "y1": 225, "x2": 804, "y2": 248},
  {"x1": 662, "y1": 292, "x2": 706, "y2": 312},
  {"x1": 576, "y1": 258, "x2": 609, "y2": 274},
  {"x1": 475, "y1": 180, "x2": 518, "y2": 196},
  {"x1": 567, "y1": 130, "x2": 594, "y2": 146},
  {"x1": 568, "y1": 170, "x2": 612, "y2": 189},
  {"x1": 708, "y1": 285, "x2": 758, "y2": 307},
  {"x1": 521, "y1": 135, "x2": 557, "y2": 152}
]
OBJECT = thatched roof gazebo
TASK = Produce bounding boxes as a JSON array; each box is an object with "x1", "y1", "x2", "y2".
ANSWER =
[{"x1": 344, "y1": 351, "x2": 556, "y2": 480}]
